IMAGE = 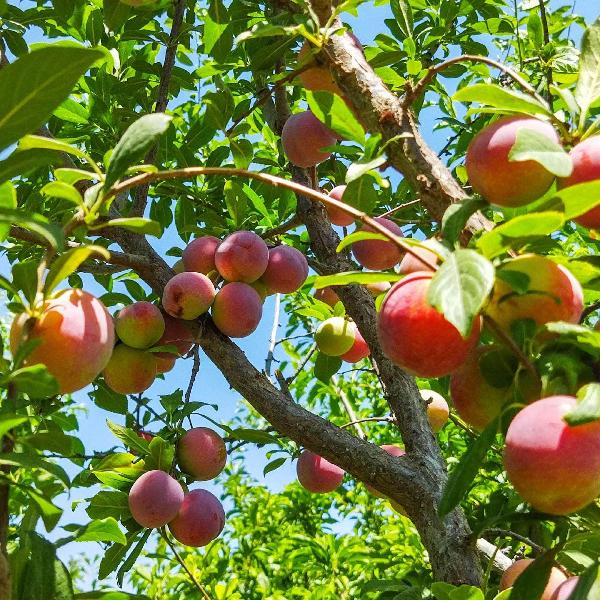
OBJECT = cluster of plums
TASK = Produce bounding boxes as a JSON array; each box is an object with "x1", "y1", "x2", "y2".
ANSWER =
[{"x1": 128, "y1": 427, "x2": 227, "y2": 547}]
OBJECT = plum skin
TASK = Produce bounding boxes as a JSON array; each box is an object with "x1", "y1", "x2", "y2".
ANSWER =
[
  {"x1": 296, "y1": 450, "x2": 344, "y2": 493},
  {"x1": 177, "y1": 427, "x2": 227, "y2": 481},
  {"x1": 128, "y1": 470, "x2": 184, "y2": 529},
  {"x1": 114, "y1": 301, "x2": 165, "y2": 349}
]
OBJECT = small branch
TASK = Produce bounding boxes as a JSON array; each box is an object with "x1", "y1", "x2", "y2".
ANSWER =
[
  {"x1": 286, "y1": 343, "x2": 317, "y2": 384},
  {"x1": 484, "y1": 528, "x2": 545, "y2": 554},
  {"x1": 131, "y1": 0, "x2": 188, "y2": 217},
  {"x1": 339, "y1": 415, "x2": 396, "y2": 429},
  {"x1": 261, "y1": 215, "x2": 302, "y2": 239},
  {"x1": 483, "y1": 315, "x2": 539, "y2": 382},
  {"x1": 380, "y1": 198, "x2": 422, "y2": 218},
  {"x1": 107, "y1": 167, "x2": 439, "y2": 271},
  {"x1": 405, "y1": 54, "x2": 547, "y2": 109},
  {"x1": 476, "y1": 538, "x2": 513, "y2": 572},
  {"x1": 579, "y1": 300, "x2": 600, "y2": 323},
  {"x1": 265, "y1": 294, "x2": 281, "y2": 379},
  {"x1": 332, "y1": 376, "x2": 365, "y2": 439},
  {"x1": 183, "y1": 345, "x2": 201, "y2": 428},
  {"x1": 161, "y1": 530, "x2": 213, "y2": 599}
]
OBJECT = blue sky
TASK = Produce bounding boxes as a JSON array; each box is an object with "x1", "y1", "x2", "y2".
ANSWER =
[{"x1": 4, "y1": 0, "x2": 599, "y2": 592}]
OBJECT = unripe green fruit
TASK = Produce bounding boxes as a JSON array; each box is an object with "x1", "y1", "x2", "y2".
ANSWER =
[
  {"x1": 314, "y1": 317, "x2": 355, "y2": 356},
  {"x1": 115, "y1": 301, "x2": 165, "y2": 349},
  {"x1": 103, "y1": 345, "x2": 156, "y2": 394}
]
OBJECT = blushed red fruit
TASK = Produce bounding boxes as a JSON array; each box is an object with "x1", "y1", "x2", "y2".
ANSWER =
[
  {"x1": 177, "y1": 427, "x2": 227, "y2": 481},
  {"x1": 504, "y1": 395, "x2": 600, "y2": 515},
  {"x1": 450, "y1": 345, "x2": 515, "y2": 431},
  {"x1": 466, "y1": 116, "x2": 559, "y2": 207},
  {"x1": 103, "y1": 345, "x2": 156, "y2": 394},
  {"x1": 115, "y1": 301, "x2": 165, "y2": 349},
  {"x1": 326, "y1": 185, "x2": 354, "y2": 227},
  {"x1": 398, "y1": 241, "x2": 439, "y2": 274},
  {"x1": 558, "y1": 135, "x2": 600, "y2": 228},
  {"x1": 137, "y1": 431, "x2": 154, "y2": 443},
  {"x1": 421, "y1": 390, "x2": 449, "y2": 433},
  {"x1": 260, "y1": 245, "x2": 309, "y2": 293},
  {"x1": 10, "y1": 289, "x2": 114, "y2": 394},
  {"x1": 281, "y1": 111, "x2": 337, "y2": 168},
  {"x1": 212, "y1": 282, "x2": 263, "y2": 338},
  {"x1": 298, "y1": 43, "x2": 341, "y2": 95},
  {"x1": 155, "y1": 354, "x2": 176, "y2": 374},
  {"x1": 377, "y1": 272, "x2": 481, "y2": 378},
  {"x1": 315, "y1": 317, "x2": 355, "y2": 356},
  {"x1": 487, "y1": 254, "x2": 583, "y2": 330},
  {"x1": 352, "y1": 217, "x2": 404, "y2": 270},
  {"x1": 340, "y1": 325, "x2": 370, "y2": 363},
  {"x1": 156, "y1": 315, "x2": 194, "y2": 360},
  {"x1": 366, "y1": 445, "x2": 405, "y2": 498},
  {"x1": 296, "y1": 450, "x2": 344, "y2": 493},
  {"x1": 128, "y1": 470, "x2": 184, "y2": 528},
  {"x1": 182, "y1": 236, "x2": 221, "y2": 274},
  {"x1": 314, "y1": 286, "x2": 340, "y2": 306},
  {"x1": 162, "y1": 272, "x2": 216, "y2": 320},
  {"x1": 550, "y1": 577, "x2": 580, "y2": 600},
  {"x1": 168, "y1": 489, "x2": 225, "y2": 547},
  {"x1": 500, "y1": 559, "x2": 567, "y2": 599},
  {"x1": 214, "y1": 231, "x2": 269, "y2": 283}
]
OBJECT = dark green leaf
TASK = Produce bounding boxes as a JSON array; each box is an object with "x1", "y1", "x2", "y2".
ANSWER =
[
  {"x1": 314, "y1": 353, "x2": 342, "y2": 383},
  {"x1": 0, "y1": 453, "x2": 70, "y2": 487},
  {"x1": 438, "y1": 418, "x2": 498, "y2": 517},
  {"x1": 0, "y1": 208, "x2": 63, "y2": 250},
  {"x1": 86, "y1": 490, "x2": 131, "y2": 521},
  {"x1": 9, "y1": 364, "x2": 59, "y2": 398},
  {"x1": 390, "y1": 0, "x2": 413, "y2": 38},
  {"x1": 229, "y1": 428, "x2": 279, "y2": 445},
  {"x1": 263, "y1": 457, "x2": 286, "y2": 476},
  {"x1": 117, "y1": 529, "x2": 151, "y2": 586},
  {"x1": 12, "y1": 260, "x2": 39, "y2": 305},
  {"x1": 0, "y1": 149, "x2": 61, "y2": 185},
  {"x1": 441, "y1": 198, "x2": 488, "y2": 245}
]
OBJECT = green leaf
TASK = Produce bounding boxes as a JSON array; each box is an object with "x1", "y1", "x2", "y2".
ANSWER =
[
  {"x1": 576, "y1": 18, "x2": 600, "y2": 121},
  {"x1": 510, "y1": 550, "x2": 559, "y2": 600},
  {"x1": 427, "y1": 250, "x2": 494, "y2": 337},
  {"x1": 438, "y1": 418, "x2": 498, "y2": 517},
  {"x1": 204, "y1": 0, "x2": 230, "y2": 54},
  {"x1": 12, "y1": 260, "x2": 39, "y2": 305},
  {"x1": 0, "y1": 149, "x2": 61, "y2": 185},
  {"x1": 144, "y1": 436, "x2": 175, "y2": 472},
  {"x1": 0, "y1": 181, "x2": 17, "y2": 241},
  {"x1": 55, "y1": 168, "x2": 95, "y2": 186},
  {"x1": 306, "y1": 91, "x2": 365, "y2": 144},
  {"x1": 75, "y1": 517, "x2": 127, "y2": 545},
  {"x1": 9, "y1": 364, "x2": 59, "y2": 398},
  {"x1": 98, "y1": 534, "x2": 137, "y2": 580},
  {"x1": 86, "y1": 490, "x2": 131, "y2": 521},
  {"x1": 390, "y1": 0, "x2": 413, "y2": 38},
  {"x1": 542, "y1": 180, "x2": 600, "y2": 221},
  {"x1": 314, "y1": 353, "x2": 342, "y2": 383},
  {"x1": 101, "y1": 217, "x2": 162, "y2": 237},
  {"x1": 476, "y1": 212, "x2": 565, "y2": 259},
  {"x1": 441, "y1": 197, "x2": 488, "y2": 245},
  {"x1": 263, "y1": 457, "x2": 286, "y2": 476},
  {"x1": 104, "y1": 113, "x2": 172, "y2": 190},
  {"x1": 23, "y1": 487, "x2": 63, "y2": 531},
  {"x1": 224, "y1": 180, "x2": 248, "y2": 227},
  {"x1": 564, "y1": 383, "x2": 600, "y2": 426},
  {"x1": 544, "y1": 322, "x2": 600, "y2": 356},
  {"x1": 0, "y1": 453, "x2": 70, "y2": 487},
  {"x1": 75, "y1": 593, "x2": 150, "y2": 599},
  {"x1": 0, "y1": 45, "x2": 103, "y2": 152},
  {"x1": 230, "y1": 138, "x2": 253, "y2": 170},
  {"x1": 336, "y1": 230, "x2": 388, "y2": 253},
  {"x1": 0, "y1": 207, "x2": 63, "y2": 249},
  {"x1": 314, "y1": 271, "x2": 402, "y2": 288},
  {"x1": 41, "y1": 181, "x2": 84, "y2": 207},
  {"x1": 453, "y1": 83, "x2": 551, "y2": 117},
  {"x1": 106, "y1": 420, "x2": 150, "y2": 456},
  {"x1": 344, "y1": 174, "x2": 379, "y2": 215},
  {"x1": 0, "y1": 416, "x2": 29, "y2": 439},
  {"x1": 508, "y1": 129, "x2": 573, "y2": 177},
  {"x1": 44, "y1": 245, "x2": 111, "y2": 295},
  {"x1": 431, "y1": 583, "x2": 485, "y2": 600},
  {"x1": 229, "y1": 428, "x2": 279, "y2": 445},
  {"x1": 346, "y1": 155, "x2": 387, "y2": 184},
  {"x1": 117, "y1": 529, "x2": 151, "y2": 586},
  {"x1": 570, "y1": 562, "x2": 599, "y2": 599},
  {"x1": 54, "y1": 97, "x2": 90, "y2": 124},
  {"x1": 19, "y1": 134, "x2": 88, "y2": 160}
]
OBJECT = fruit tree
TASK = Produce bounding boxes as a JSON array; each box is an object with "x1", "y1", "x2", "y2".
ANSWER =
[{"x1": 1, "y1": 0, "x2": 600, "y2": 598}]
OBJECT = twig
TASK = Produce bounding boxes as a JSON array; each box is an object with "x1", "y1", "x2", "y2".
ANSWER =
[
  {"x1": 483, "y1": 315, "x2": 539, "y2": 382},
  {"x1": 579, "y1": 299, "x2": 600, "y2": 323},
  {"x1": 332, "y1": 376, "x2": 365, "y2": 439},
  {"x1": 131, "y1": 0, "x2": 188, "y2": 217},
  {"x1": 107, "y1": 167, "x2": 439, "y2": 271},
  {"x1": 339, "y1": 415, "x2": 396, "y2": 429},
  {"x1": 275, "y1": 332, "x2": 314, "y2": 346},
  {"x1": 265, "y1": 293, "x2": 281, "y2": 379},
  {"x1": 476, "y1": 538, "x2": 513, "y2": 572},
  {"x1": 484, "y1": 528, "x2": 545, "y2": 554},
  {"x1": 261, "y1": 215, "x2": 302, "y2": 239},
  {"x1": 286, "y1": 343, "x2": 317, "y2": 384},
  {"x1": 380, "y1": 198, "x2": 422, "y2": 218},
  {"x1": 161, "y1": 530, "x2": 213, "y2": 599},
  {"x1": 183, "y1": 345, "x2": 201, "y2": 428}
]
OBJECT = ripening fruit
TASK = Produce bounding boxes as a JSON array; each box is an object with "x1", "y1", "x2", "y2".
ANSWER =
[
  {"x1": 314, "y1": 286, "x2": 340, "y2": 306},
  {"x1": 550, "y1": 577, "x2": 580, "y2": 600},
  {"x1": 162, "y1": 272, "x2": 216, "y2": 320},
  {"x1": 421, "y1": 390, "x2": 449, "y2": 432},
  {"x1": 259, "y1": 245, "x2": 309, "y2": 294},
  {"x1": 365, "y1": 281, "x2": 391, "y2": 297},
  {"x1": 249, "y1": 279, "x2": 270, "y2": 301},
  {"x1": 177, "y1": 427, "x2": 227, "y2": 481},
  {"x1": 377, "y1": 272, "x2": 481, "y2": 378},
  {"x1": 315, "y1": 317, "x2": 355, "y2": 356},
  {"x1": 297, "y1": 43, "x2": 341, "y2": 95},
  {"x1": 173, "y1": 259, "x2": 185, "y2": 274},
  {"x1": 156, "y1": 315, "x2": 194, "y2": 360},
  {"x1": 114, "y1": 301, "x2": 165, "y2": 349},
  {"x1": 366, "y1": 445, "x2": 405, "y2": 498},
  {"x1": 128, "y1": 470, "x2": 184, "y2": 529},
  {"x1": 296, "y1": 450, "x2": 344, "y2": 493},
  {"x1": 182, "y1": 236, "x2": 221, "y2": 274},
  {"x1": 499, "y1": 559, "x2": 567, "y2": 599},
  {"x1": 486, "y1": 254, "x2": 583, "y2": 330},
  {"x1": 504, "y1": 395, "x2": 600, "y2": 515},
  {"x1": 103, "y1": 345, "x2": 156, "y2": 394},
  {"x1": 325, "y1": 185, "x2": 355, "y2": 227},
  {"x1": 10, "y1": 289, "x2": 114, "y2": 394},
  {"x1": 281, "y1": 111, "x2": 337, "y2": 168},
  {"x1": 558, "y1": 135, "x2": 600, "y2": 229},
  {"x1": 215, "y1": 231, "x2": 269, "y2": 283},
  {"x1": 340, "y1": 325, "x2": 370, "y2": 363},
  {"x1": 155, "y1": 354, "x2": 176, "y2": 374},
  {"x1": 398, "y1": 241, "x2": 439, "y2": 274},
  {"x1": 352, "y1": 217, "x2": 404, "y2": 271},
  {"x1": 168, "y1": 489, "x2": 225, "y2": 547},
  {"x1": 466, "y1": 116, "x2": 559, "y2": 207},
  {"x1": 212, "y1": 282, "x2": 263, "y2": 338}
]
